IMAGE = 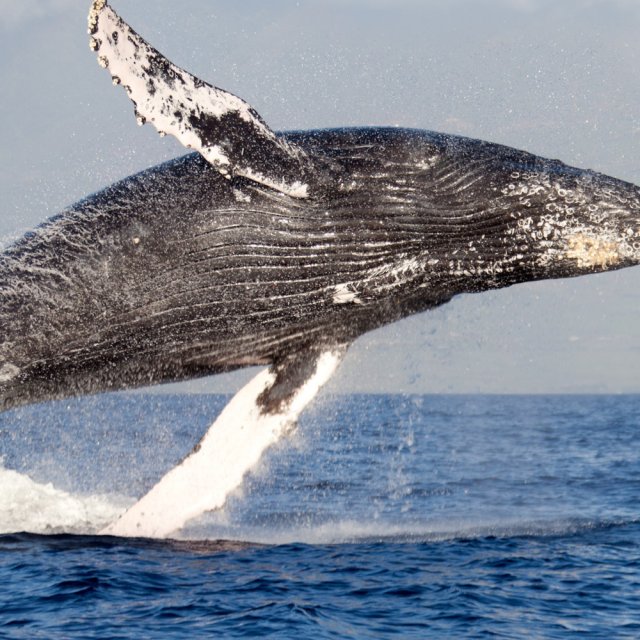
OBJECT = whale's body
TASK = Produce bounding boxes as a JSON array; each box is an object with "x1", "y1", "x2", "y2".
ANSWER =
[
  {"x1": 3, "y1": 127, "x2": 638, "y2": 414},
  {"x1": 1, "y1": 1, "x2": 639, "y2": 536}
]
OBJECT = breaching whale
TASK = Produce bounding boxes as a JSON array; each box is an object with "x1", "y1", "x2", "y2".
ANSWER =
[{"x1": 1, "y1": 0, "x2": 639, "y2": 536}]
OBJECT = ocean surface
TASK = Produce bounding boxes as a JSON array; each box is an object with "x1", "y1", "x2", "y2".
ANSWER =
[{"x1": 0, "y1": 393, "x2": 638, "y2": 638}]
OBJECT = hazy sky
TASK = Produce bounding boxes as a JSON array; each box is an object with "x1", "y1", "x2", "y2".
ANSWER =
[{"x1": 0, "y1": 0, "x2": 639, "y2": 393}]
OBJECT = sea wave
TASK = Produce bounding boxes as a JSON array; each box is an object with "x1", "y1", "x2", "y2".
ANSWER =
[
  {"x1": 0, "y1": 465, "x2": 129, "y2": 535},
  {"x1": 1, "y1": 462, "x2": 636, "y2": 545}
]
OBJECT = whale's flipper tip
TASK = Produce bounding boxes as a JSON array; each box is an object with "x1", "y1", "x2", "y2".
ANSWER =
[{"x1": 88, "y1": 1, "x2": 310, "y2": 197}]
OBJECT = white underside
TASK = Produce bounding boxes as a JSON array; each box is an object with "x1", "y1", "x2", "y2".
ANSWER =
[{"x1": 101, "y1": 350, "x2": 343, "y2": 539}]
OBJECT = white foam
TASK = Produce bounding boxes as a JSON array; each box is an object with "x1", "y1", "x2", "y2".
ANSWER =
[
  {"x1": 183, "y1": 515, "x2": 617, "y2": 546},
  {"x1": 0, "y1": 461, "x2": 610, "y2": 544},
  {"x1": 0, "y1": 465, "x2": 129, "y2": 535}
]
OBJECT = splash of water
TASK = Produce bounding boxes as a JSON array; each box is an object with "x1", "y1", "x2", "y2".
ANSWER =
[{"x1": 0, "y1": 464, "x2": 128, "y2": 535}]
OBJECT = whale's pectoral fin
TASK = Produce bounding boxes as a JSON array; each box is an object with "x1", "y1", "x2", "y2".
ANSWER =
[
  {"x1": 101, "y1": 345, "x2": 348, "y2": 539},
  {"x1": 88, "y1": 1, "x2": 311, "y2": 197}
]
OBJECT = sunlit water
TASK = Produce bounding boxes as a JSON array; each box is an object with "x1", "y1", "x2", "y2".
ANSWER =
[{"x1": 0, "y1": 394, "x2": 639, "y2": 638}]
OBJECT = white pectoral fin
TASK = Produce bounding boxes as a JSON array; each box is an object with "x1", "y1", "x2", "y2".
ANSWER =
[
  {"x1": 88, "y1": 1, "x2": 310, "y2": 197},
  {"x1": 101, "y1": 347, "x2": 347, "y2": 539}
]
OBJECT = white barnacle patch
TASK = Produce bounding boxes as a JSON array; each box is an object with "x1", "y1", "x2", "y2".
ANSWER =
[
  {"x1": 233, "y1": 189, "x2": 251, "y2": 204},
  {"x1": 0, "y1": 363, "x2": 20, "y2": 383},
  {"x1": 499, "y1": 165, "x2": 640, "y2": 273},
  {"x1": 565, "y1": 233, "x2": 623, "y2": 269},
  {"x1": 332, "y1": 283, "x2": 363, "y2": 305},
  {"x1": 533, "y1": 213, "x2": 639, "y2": 271},
  {"x1": 87, "y1": 0, "x2": 106, "y2": 35}
]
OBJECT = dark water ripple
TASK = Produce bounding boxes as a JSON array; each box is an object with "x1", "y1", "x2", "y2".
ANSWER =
[
  {"x1": 0, "y1": 394, "x2": 639, "y2": 638},
  {"x1": 0, "y1": 521, "x2": 638, "y2": 638}
]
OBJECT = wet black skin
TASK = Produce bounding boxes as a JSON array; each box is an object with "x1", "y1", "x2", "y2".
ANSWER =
[{"x1": 1, "y1": 127, "x2": 639, "y2": 412}]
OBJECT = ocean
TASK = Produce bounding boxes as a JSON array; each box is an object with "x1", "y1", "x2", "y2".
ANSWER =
[{"x1": 0, "y1": 393, "x2": 638, "y2": 638}]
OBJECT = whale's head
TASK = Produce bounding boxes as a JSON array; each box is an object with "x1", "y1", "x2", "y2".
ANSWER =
[
  {"x1": 309, "y1": 129, "x2": 640, "y2": 312},
  {"x1": 371, "y1": 131, "x2": 640, "y2": 295},
  {"x1": 497, "y1": 164, "x2": 640, "y2": 282}
]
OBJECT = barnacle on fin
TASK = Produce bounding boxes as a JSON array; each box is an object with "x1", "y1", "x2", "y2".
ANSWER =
[{"x1": 88, "y1": 0, "x2": 107, "y2": 35}]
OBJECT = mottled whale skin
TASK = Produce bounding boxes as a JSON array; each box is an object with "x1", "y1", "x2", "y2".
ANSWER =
[{"x1": 1, "y1": 1, "x2": 639, "y2": 416}]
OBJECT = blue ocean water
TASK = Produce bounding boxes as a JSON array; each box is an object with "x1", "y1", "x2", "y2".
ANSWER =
[{"x1": 0, "y1": 393, "x2": 639, "y2": 638}]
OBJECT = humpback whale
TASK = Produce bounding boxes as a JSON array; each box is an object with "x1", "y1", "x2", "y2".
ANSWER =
[{"x1": 1, "y1": 1, "x2": 639, "y2": 536}]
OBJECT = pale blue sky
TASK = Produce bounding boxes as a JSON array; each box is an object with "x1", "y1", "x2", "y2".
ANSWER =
[{"x1": 0, "y1": 0, "x2": 639, "y2": 393}]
